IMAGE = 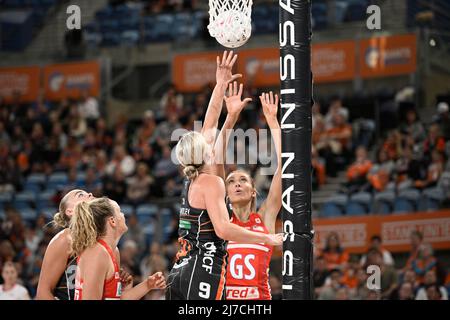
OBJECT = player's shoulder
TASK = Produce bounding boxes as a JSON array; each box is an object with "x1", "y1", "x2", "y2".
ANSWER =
[
  {"x1": 47, "y1": 228, "x2": 71, "y2": 250},
  {"x1": 198, "y1": 173, "x2": 224, "y2": 187}
]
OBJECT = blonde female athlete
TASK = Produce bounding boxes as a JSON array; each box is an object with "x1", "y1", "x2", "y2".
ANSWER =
[
  {"x1": 165, "y1": 52, "x2": 283, "y2": 300},
  {"x1": 70, "y1": 197, "x2": 165, "y2": 300}
]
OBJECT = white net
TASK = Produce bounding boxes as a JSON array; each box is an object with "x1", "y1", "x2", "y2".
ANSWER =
[{"x1": 208, "y1": 0, "x2": 253, "y2": 48}]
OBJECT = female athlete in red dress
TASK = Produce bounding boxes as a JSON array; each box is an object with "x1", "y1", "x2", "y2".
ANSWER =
[
  {"x1": 70, "y1": 197, "x2": 165, "y2": 300},
  {"x1": 224, "y1": 92, "x2": 282, "y2": 300}
]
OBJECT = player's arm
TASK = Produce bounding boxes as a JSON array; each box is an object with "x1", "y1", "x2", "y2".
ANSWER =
[
  {"x1": 201, "y1": 51, "x2": 242, "y2": 146},
  {"x1": 36, "y1": 230, "x2": 71, "y2": 300},
  {"x1": 258, "y1": 92, "x2": 282, "y2": 234},
  {"x1": 213, "y1": 81, "x2": 252, "y2": 179},
  {"x1": 79, "y1": 248, "x2": 109, "y2": 300},
  {"x1": 121, "y1": 272, "x2": 166, "y2": 300},
  {"x1": 204, "y1": 175, "x2": 282, "y2": 245}
]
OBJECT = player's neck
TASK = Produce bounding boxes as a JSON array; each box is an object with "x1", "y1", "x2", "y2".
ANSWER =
[
  {"x1": 100, "y1": 233, "x2": 119, "y2": 251},
  {"x1": 233, "y1": 202, "x2": 252, "y2": 222}
]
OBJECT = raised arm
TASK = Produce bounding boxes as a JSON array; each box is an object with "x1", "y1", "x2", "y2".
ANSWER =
[
  {"x1": 203, "y1": 175, "x2": 283, "y2": 245},
  {"x1": 213, "y1": 81, "x2": 252, "y2": 179},
  {"x1": 201, "y1": 51, "x2": 242, "y2": 146},
  {"x1": 36, "y1": 230, "x2": 71, "y2": 300},
  {"x1": 258, "y1": 92, "x2": 282, "y2": 234}
]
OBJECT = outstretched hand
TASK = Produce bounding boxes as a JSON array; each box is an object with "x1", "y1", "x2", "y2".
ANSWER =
[
  {"x1": 259, "y1": 91, "x2": 279, "y2": 120},
  {"x1": 146, "y1": 271, "x2": 166, "y2": 290},
  {"x1": 224, "y1": 81, "x2": 252, "y2": 117},
  {"x1": 216, "y1": 51, "x2": 242, "y2": 86}
]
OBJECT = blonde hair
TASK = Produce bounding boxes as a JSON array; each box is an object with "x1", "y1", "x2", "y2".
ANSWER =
[
  {"x1": 70, "y1": 197, "x2": 114, "y2": 256},
  {"x1": 226, "y1": 170, "x2": 258, "y2": 212},
  {"x1": 53, "y1": 190, "x2": 78, "y2": 228},
  {"x1": 176, "y1": 131, "x2": 209, "y2": 180}
]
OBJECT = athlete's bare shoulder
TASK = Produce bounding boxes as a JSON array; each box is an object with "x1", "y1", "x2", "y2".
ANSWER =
[
  {"x1": 198, "y1": 173, "x2": 225, "y2": 187},
  {"x1": 47, "y1": 228, "x2": 70, "y2": 250},
  {"x1": 81, "y1": 243, "x2": 109, "y2": 262}
]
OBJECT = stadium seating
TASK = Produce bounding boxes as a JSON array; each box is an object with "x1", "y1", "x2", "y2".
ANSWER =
[
  {"x1": 320, "y1": 194, "x2": 348, "y2": 217},
  {"x1": 345, "y1": 192, "x2": 372, "y2": 216}
]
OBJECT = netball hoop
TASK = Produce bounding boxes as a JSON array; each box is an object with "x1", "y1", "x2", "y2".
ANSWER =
[{"x1": 207, "y1": 0, "x2": 253, "y2": 48}]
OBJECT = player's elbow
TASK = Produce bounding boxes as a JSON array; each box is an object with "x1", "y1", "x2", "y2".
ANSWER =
[{"x1": 214, "y1": 222, "x2": 230, "y2": 240}]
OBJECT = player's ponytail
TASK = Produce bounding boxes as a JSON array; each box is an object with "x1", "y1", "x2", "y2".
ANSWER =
[
  {"x1": 70, "y1": 197, "x2": 114, "y2": 256},
  {"x1": 176, "y1": 131, "x2": 208, "y2": 180},
  {"x1": 52, "y1": 192, "x2": 72, "y2": 228}
]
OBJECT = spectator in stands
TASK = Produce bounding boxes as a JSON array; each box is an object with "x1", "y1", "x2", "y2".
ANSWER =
[
  {"x1": 433, "y1": 102, "x2": 450, "y2": 140},
  {"x1": 103, "y1": 167, "x2": 127, "y2": 203},
  {"x1": 153, "y1": 113, "x2": 182, "y2": 147},
  {"x1": 94, "y1": 118, "x2": 113, "y2": 153},
  {"x1": 393, "y1": 282, "x2": 415, "y2": 300},
  {"x1": 402, "y1": 268, "x2": 420, "y2": 292},
  {"x1": 81, "y1": 167, "x2": 103, "y2": 196},
  {"x1": 364, "y1": 249, "x2": 397, "y2": 299},
  {"x1": 318, "y1": 268, "x2": 344, "y2": 300},
  {"x1": 389, "y1": 269, "x2": 418, "y2": 300},
  {"x1": 341, "y1": 255, "x2": 360, "y2": 291},
  {"x1": 365, "y1": 290, "x2": 381, "y2": 300},
  {"x1": 120, "y1": 239, "x2": 141, "y2": 280},
  {"x1": 312, "y1": 146, "x2": 326, "y2": 190},
  {"x1": 0, "y1": 121, "x2": 10, "y2": 145},
  {"x1": 413, "y1": 149, "x2": 445, "y2": 190},
  {"x1": 140, "y1": 243, "x2": 169, "y2": 284},
  {"x1": 424, "y1": 284, "x2": 445, "y2": 300},
  {"x1": 68, "y1": 104, "x2": 87, "y2": 138},
  {"x1": 50, "y1": 123, "x2": 67, "y2": 150},
  {"x1": 160, "y1": 85, "x2": 184, "y2": 117},
  {"x1": 313, "y1": 255, "x2": 329, "y2": 296},
  {"x1": 324, "y1": 97, "x2": 349, "y2": 130},
  {"x1": 126, "y1": 162, "x2": 153, "y2": 205},
  {"x1": 121, "y1": 214, "x2": 146, "y2": 257},
  {"x1": 153, "y1": 145, "x2": 179, "y2": 196},
  {"x1": 58, "y1": 137, "x2": 82, "y2": 171},
  {"x1": 360, "y1": 235, "x2": 394, "y2": 267},
  {"x1": 312, "y1": 101, "x2": 324, "y2": 130},
  {"x1": 382, "y1": 130, "x2": 403, "y2": 161},
  {"x1": 352, "y1": 268, "x2": 371, "y2": 300},
  {"x1": 367, "y1": 149, "x2": 395, "y2": 192},
  {"x1": 106, "y1": 145, "x2": 136, "y2": 177},
  {"x1": 405, "y1": 230, "x2": 424, "y2": 271},
  {"x1": 411, "y1": 244, "x2": 438, "y2": 283},
  {"x1": 134, "y1": 111, "x2": 157, "y2": 149},
  {"x1": 0, "y1": 262, "x2": 30, "y2": 300},
  {"x1": 0, "y1": 155, "x2": 21, "y2": 193},
  {"x1": 399, "y1": 109, "x2": 426, "y2": 143},
  {"x1": 316, "y1": 113, "x2": 352, "y2": 176},
  {"x1": 78, "y1": 90, "x2": 100, "y2": 126},
  {"x1": 343, "y1": 146, "x2": 372, "y2": 194},
  {"x1": 415, "y1": 269, "x2": 448, "y2": 300},
  {"x1": 321, "y1": 232, "x2": 349, "y2": 271},
  {"x1": 422, "y1": 124, "x2": 446, "y2": 165}
]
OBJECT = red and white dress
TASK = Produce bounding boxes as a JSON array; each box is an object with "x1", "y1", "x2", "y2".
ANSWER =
[
  {"x1": 226, "y1": 212, "x2": 273, "y2": 300},
  {"x1": 74, "y1": 239, "x2": 122, "y2": 300}
]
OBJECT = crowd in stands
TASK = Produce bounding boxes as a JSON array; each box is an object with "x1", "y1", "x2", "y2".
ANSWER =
[{"x1": 313, "y1": 231, "x2": 449, "y2": 300}]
